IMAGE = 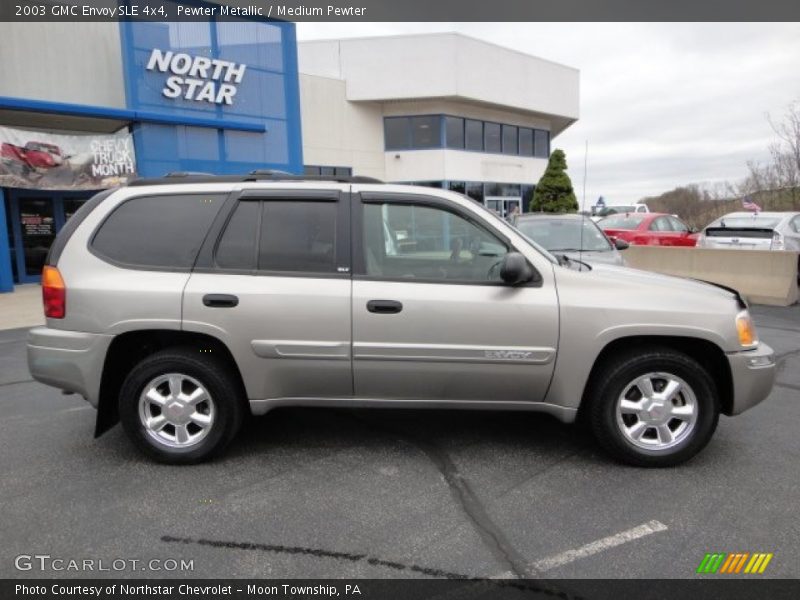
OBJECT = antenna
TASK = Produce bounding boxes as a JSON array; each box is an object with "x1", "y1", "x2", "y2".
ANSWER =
[{"x1": 579, "y1": 140, "x2": 589, "y2": 269}]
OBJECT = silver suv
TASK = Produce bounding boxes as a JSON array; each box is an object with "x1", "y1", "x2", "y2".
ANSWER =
[{"x1": 27, "y1": 173, "x2": 776, "y2": 466}]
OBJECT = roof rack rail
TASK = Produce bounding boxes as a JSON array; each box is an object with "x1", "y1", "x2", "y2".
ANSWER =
[{"x1": 127, "y1": 170, "x2": 383, "y2": 187}]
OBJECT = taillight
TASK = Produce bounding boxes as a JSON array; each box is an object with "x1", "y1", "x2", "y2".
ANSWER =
[
  {"x1": 771, "y1": 231, "x2": 784, "y2": 250},
  {"x1": 42, "y1": 266, "x2": 66, "y2": 319}
]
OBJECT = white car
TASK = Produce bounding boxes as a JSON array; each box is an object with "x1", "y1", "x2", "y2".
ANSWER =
[
  {"x1": 591, "y1": 203, "x2": 650, "y2": 222},
  {"x1": 696, "y1": 211, "x2": 800, "y2": 252}
]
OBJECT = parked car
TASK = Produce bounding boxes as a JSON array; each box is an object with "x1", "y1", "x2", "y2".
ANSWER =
[
  {"x1": 515, "y1": 213, "x2": 628, "y2": 266},
  {"x1": 696, "y1": 211, "x2": 800, "y2": 252},
  {"x1": 591, "y1": 203, "x2": 649, "y2": 221},
  {"x1": 28, "y1": 172, "x2": 775, "y2": 467},
  {"x1": 598, "y1": 213, "x2": 698, "y2": 247}
]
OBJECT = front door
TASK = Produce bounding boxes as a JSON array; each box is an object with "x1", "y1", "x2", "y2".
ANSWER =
[{"x1": 351, "y1": 193, "x2": 559, "y2": 403}]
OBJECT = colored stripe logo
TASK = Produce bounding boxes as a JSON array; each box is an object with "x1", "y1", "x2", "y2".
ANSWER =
[{"x1": 697, "y1": 552, "x2": 773, "y2": 574}]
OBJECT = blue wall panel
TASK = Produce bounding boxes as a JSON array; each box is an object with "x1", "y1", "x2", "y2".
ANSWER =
[
  {"x1": 119, "y1": 6, "x2": 303, "y2": 177},
  {"x1": 0, "y1": 189, "x2": 14, "y2": 293}
]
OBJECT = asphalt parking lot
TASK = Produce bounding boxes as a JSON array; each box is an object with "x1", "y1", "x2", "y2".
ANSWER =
[{"x1": 1, "y1": 305, "x2": 798, "y2": 581}]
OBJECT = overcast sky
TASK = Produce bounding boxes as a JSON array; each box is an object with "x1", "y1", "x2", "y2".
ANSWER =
[{"x1": 296, "y1": 22, "x2": 800, "y2": 204}]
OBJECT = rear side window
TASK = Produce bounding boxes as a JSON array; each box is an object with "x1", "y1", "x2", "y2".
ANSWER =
[
  {"x1": 215, "y1": 201, "x2": 259, "y2": 270},
  {"x1": 259, "y1": 201, "x2": 337, "y2": 273},
  {"x1": 92, "y1": 194, "x2": 225, "y2": 269},
  {"x1": 213, "y1": 199, "x2": 338, "y2": 274}
]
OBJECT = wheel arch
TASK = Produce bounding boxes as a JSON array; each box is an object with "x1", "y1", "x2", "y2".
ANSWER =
[
  {"x1": 578, "y1": 335, "x2": 734, "y2": 420},
  {"x1": 95, "y1": 329, "x2": 248, "y2": 437}
]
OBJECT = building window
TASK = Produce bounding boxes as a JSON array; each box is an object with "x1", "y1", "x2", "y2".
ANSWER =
[
  {"x1": 465, "y1": 119, "x2": 483, "y2": 151},
  {"x1": 465, "y1": 182, "x2": 484, "y2": 204},
  {"x1": 385, "y1": 117, "x2": 410, "y2": 150},
  {"x1": 522, "y1": 185, "x2": 535, "y2": 212},
  {"x1": 445, "y1": 117, "x2": 465, "y2": 149},
  {"x1": 519, "y1": 128, "x2": 533, "y2": 156},
  {"x1": 413, "y1": 181, "x2": 443, "y2": 189},
  {"x1": 304, "y1": 165, "x2": 353, "y2": 177},
  {"x1": 484, "y1": 122, "x2": 501, "y2": 153},
  {"x1": 502, "y1": 125, "x2": 518, "y2": 155},
  {"x1": 410, "y1": 116, "x2": 441, "y2": 148},
  {"x1": 448, "y1": 181, "x2": 466, "y2": 195},
  {"x1": 534, "y1": 129, "x2": 550, "y2": 158},
  {"x1": 383, "y1": 115, "x2": 550, "y2": 158}
]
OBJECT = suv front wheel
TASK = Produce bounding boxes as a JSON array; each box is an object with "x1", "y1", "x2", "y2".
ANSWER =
[
  {"x1": 588, "y1": 348, "x2": 720, "y2": 467},
  {"x1": 119, "y1": 348, "x2": 244, "y2": 464}
]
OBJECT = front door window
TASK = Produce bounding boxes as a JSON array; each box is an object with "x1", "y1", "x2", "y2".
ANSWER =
[{"x1": 363, "y1": 202, "x2": 509, "y2": 283}]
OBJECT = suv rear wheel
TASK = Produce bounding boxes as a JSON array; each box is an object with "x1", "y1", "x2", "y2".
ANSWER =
[
  {"x1": 119, "y1": 348, "x2": 243, "y2": 464},
  {"x1": 588, "y1": 348, "x2": 720, "y2": 467}
]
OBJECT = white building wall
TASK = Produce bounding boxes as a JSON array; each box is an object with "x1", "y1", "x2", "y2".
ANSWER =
[
  {"x1": 385, "y1": 149, "x2": 548, "y2": 185},
  {"x1": 299, "y1": 74, "x2": 386, "y2": 180},
  {"x1": 0, "y1": 23, "x2": 125, "y2": 109},
  {"x1": 298, "y1": 33, "x2": 579, "y2": 187},
  {"x1": 299, "y1": 33, "x2": 579, "y2": 134}
]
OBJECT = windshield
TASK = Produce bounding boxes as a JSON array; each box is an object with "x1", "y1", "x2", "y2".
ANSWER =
[
  {"x1": 596, "y1": 205, "x2": 636, "y2": 217},
  {"x1": 517, "y1": 217, "x2": 613, "y2": 252},
  {"x1": 598, "y1": 214, "x2": 647, "y2": 230}
]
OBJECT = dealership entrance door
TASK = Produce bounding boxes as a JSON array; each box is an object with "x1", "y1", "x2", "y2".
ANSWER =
[
  {"x1": 4, "y1": 188, "x2": 98, "y2": 283},
  {"x1": 485, "y1": 196, "x2": 522, "y2": 219}
]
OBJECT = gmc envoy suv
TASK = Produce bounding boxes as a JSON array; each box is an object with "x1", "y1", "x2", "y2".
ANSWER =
[{"x1": 27, "y1": 173, "x2": 776, "y2": 466}]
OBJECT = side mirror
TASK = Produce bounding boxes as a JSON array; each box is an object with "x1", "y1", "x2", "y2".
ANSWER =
[
  {"x1": 689, "y1": 226, "x2": 699, "y2": 234},
  {"x1": 614, "y1": 238, "x2": 630, "y2": 251},
  {"x1": 500, "y1": 252, "x2": 535, "y2": 285}
]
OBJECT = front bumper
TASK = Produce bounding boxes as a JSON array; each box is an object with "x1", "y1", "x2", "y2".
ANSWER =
[
  {"x1": 725, "y1": 343, "x2": 776, "y2": 415},
  {"x1": 27, "y1": 327, "x2": 114, "y2": 407}
]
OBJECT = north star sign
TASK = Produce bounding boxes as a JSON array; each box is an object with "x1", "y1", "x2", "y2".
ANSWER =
[{"x1": 145, "y1": 48, "x2": 247, "y2": 105}]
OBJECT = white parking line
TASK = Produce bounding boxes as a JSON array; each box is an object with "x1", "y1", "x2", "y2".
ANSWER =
[{"x1": 531, "y1": 520, "x2": 668, "y2": 572}]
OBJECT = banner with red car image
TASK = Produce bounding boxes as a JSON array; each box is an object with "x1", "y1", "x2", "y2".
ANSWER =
[{"x1": 0, "y1": 125, "x2": 137, "y2": 190}]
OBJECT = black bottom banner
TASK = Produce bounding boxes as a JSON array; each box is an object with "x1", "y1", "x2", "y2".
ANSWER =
[{"x1": 4, "y1": 579, "x2": 800, "y2": 600}]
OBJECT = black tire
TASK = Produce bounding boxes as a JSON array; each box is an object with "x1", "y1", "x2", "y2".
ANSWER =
[
  {"x1": 119, "y1": 348, "x2": 244, "y2": 464},
  {"x1": 587, "y1": 347, "x2": 720, "y2": 467}
]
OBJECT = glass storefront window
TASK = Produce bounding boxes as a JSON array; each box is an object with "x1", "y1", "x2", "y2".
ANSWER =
[
  {"x1": 17, "y1": 197, "x2": 56, "y2": 277},
  {"x1": 522, "y1": 185, "x2": 535, "y2": 212},
  {"x1": 465, "y1": 182, "x2": 484, "y2": 204},
  {"x1": 448, "y1": 181, "x2": 466, "y2": 195}
]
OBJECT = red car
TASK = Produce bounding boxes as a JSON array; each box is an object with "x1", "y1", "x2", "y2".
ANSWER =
[{"x1": 598, "y1": 212, "x2": 699, "y2": 247}]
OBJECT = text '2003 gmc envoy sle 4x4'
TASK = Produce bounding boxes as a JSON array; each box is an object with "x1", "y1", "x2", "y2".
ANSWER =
[{"x1": 27, "y1": 173, "x2": 776, "y2": 466}]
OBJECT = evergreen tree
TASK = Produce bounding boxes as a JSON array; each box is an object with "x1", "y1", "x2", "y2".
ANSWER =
[{"x1": 530, "y1": 149, "x2": 579, "y2": 213}]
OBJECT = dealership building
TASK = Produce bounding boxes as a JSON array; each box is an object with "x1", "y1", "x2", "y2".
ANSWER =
[{"x1": 0, "y1": 15, "x2": 579, "y2": 290}]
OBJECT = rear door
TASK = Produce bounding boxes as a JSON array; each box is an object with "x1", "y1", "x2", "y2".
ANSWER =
[
  {"x1": 350, "y1": 191, "x2": 559, "y2": 403},
  {"x1": 183, "y1": 187, "x2": 353, "y2": 403}
]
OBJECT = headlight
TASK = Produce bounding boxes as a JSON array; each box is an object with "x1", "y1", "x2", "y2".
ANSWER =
[{"x1": 736, "y1": 310, "x2": 758, "y2": 347}]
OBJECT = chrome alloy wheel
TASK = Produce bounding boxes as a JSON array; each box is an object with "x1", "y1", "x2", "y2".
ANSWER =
[
  {"x1": 138, "y1": 373, "x2": 215, "y2": 449},
  {"x1": 615, "y1": 372, "x2": 698, "y2": 451}
]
